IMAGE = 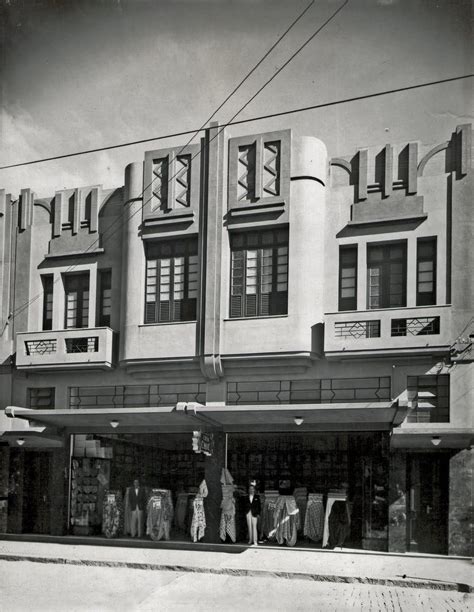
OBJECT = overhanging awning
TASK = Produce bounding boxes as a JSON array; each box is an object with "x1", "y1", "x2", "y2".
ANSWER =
[
  {"x1": 198, "y1": 402, "x2": 405, "y2": 432},
  {"x1": 5, "y1": 405, "x2": 211, "y2": 435},
  {"x1": 0, "y1": 410, "x2": 63, "y2": 448},
  {"x1": 391, "y1": 427, "x2": 474, "y2": 449},
  {"x1": 5, "y1": 400, "x2": 405, "y2": 435}
]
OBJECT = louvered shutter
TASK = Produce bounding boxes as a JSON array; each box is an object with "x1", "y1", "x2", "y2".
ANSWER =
[{"x1": 230, "y1": 249, "x2": 244, "y2": 318}]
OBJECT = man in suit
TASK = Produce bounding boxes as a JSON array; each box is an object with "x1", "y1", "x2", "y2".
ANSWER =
[{"x1": 129, "y1": 478, "x2": 147, "y2": 538}]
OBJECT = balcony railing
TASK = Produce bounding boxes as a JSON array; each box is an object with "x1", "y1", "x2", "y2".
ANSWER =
[
  {"x1": 16, "y1": 328, "x2": 115, "y2": 370},
  {"x1": 324, "y1": 305, "x2": 452, "y2": 358}
]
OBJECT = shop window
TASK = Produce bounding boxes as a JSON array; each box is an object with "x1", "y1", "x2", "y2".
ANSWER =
[
  {"x1": 64, "y1": 272, "x2": 90, "y2": 329},
  {"x1": 367, "y1": 242, "x2": 407, "y2": 309},
  {"x1": 41, "y1": 275, "x2": 54, "y2": 331},
  {"x1": 406, "y1": 374, "x2": 449, "y2": 423},
  {"x1": 338, "y1": 246, "x2": 358, "y2": 311},
  {"x1": 28, "y1": 387, "x2": 55, "y2": 410},
  {"x1": 97, "y1": 269, "x2": 112, "y2": 327},
  {"x1": 416, "y1": 237, "x2": 437, "y2": 306},
  {"x1": 145, "y1": 239, "x2": 198, "y2": 323},
  {"x1": 230, "y1": 228, "x2": 288, "y2": 318}
]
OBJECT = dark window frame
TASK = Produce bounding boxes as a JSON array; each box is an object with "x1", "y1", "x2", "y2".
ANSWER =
[
  {"x1": 64, "y1": 272, "x2": 90, "y2": 329},
  {"x1": 229, "y1": 228, "x2": 289, "y2": 318},
  {"x1": 338, "y1": 245, "x2": 358, "y2": 311},
  {"x1": 416, "y1": 237, "x2": 437, "y2": 306},
  {"x1": 28, "y1": 387, "x2": 55, "y2": 410},
  {"x1": 144, "y1": 238, "x2": 198, "y2": 324},
  {"x1": 367, "y1": 241, "x2": 407, "y2": 309},
  {"x1": 41, "y1": 274, "x2": 54, "y2": 330},
  {"x1": 97, "y1": 269, "x2": 112, "y2": 327}
]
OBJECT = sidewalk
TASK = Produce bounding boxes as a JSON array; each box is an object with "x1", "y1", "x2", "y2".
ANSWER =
[{"x1": 0, "y1": 536, "x2": 472, "y2": 593}]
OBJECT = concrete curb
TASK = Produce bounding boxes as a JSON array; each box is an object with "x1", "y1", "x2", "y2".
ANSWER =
[{"x1": 1, "y1": 553, "x2": 472, "y2": 594}]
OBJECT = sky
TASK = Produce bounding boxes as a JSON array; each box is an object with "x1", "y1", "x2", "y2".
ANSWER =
[{"x1": 0, "y1": 0, "x2": 472, "y2": 197}]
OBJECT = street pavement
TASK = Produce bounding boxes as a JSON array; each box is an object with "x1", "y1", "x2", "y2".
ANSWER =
[
  {"x1": 0, "y1": 560, "x2": 472, "y2": 611},
  {"x1": 0, "y1": 539, "x2": 472, "y2": 611}
]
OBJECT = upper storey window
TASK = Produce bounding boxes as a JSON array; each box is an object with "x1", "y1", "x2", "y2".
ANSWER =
[
  {"x1": 338, "y1": 246, "x2": 358, "y2": 311},
  {"x1": 416, "y1": 237, "x2": 437, "y2": 306},
  {"x1": 230, "y1": 228, "x2": 288, "y2": 318},
  {"x1": 367, "y1": 242, "x2": 407, "y2": 309},
  {"x1": 64, "y1": 272, "x2": 90, "y2": 329},
  {"x1": 42, "y1": 275, "x2": 54, "y2": 330},
  {"x1": 228, "y1": 130, "x2": 290, "y2": 211},
  {"x1": 145, "y1": 239, "x2": 198, "y2": 323}
]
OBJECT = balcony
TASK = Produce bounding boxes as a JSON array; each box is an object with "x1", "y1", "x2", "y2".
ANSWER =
[
  {"x1": 324, "y1": 305, "x2": 452, "y2": 359},
  {"x1": 15, "y1": 328, "x2": 115, "y2": 371}
]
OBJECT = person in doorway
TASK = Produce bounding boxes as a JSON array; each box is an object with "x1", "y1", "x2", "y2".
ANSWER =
[
  {"x1": 129, "y1": 478, "x2": 147, "y2": 538},
  {"x1": 243, "y1": 480, "x2": 261, "y2": 545}
]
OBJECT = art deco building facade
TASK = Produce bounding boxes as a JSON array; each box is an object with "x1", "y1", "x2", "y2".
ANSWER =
[{"x1": 0, "y1": 122, "x2": 472, "y2": 555}]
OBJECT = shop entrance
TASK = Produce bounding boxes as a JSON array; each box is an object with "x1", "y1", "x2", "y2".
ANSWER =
[
  {"x1": 69, "y1": 433, "x2": 205, "y2": 539},
  {"x1": 227, "y1": 432, "x2": 389, "y2": 550},
  {"x1": 22, "y1": 451, "x2": 51, "y2": 534},
  {"x1": 408, "y1": 453, "x2": 449, "y2": 555}
]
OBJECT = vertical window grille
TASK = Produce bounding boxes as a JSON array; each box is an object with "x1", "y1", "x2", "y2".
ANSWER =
[
  {"x1": 145, "y1": 239, "x2": 198, "y2": 323},
  {"x1": 339, "y1": 246, "x2": 358, "y2": 311},
  {"x1": 367, "y1": 242, "x2": 407, "y2": 309},
  {"x1": 230, "y1": 228, "x2": 288, "y2": 318},
  {"x1": 97, "y1": 269, "x2": 112, "y2": 327},
  {"x1": 416, "y1": 237, "x2": 437, "y2": 306},
  {"x1": 42, "y1": 275, "x2": 54, "y2": 330},
  {"x1": 64, "y1": 273, "x2": 90, "y2": 329}
]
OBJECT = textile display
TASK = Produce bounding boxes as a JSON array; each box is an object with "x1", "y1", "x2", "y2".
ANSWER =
[
  {"x1": 146, "y1": 489, "x2": 174, "y2": 541},
  {"x1": 328, "y1": 500, "x2": 351, "y2": 549},
  {"x1": 102, "y1": 490, "x2": 123, "y2": 538},
  {"x1": 175, "y1": 492, "x2": 193, "y2": 532},
  {"x1": 260, "y1": 490, "x2": 278, "y2": 540},
  {"x1": 322, "y1": 489, "x2": 348, "y2": 548},
  {"x1": 219, "y1": 469, "x2": 237, "y2": 543},
  {"x1": 293, "y1": 487, "x2": 308, "y2": 530},
  {"x1": 191, "y1": 479, "x2": 208, "y2": 542},
  {"x1": 304, "y1": 493, "x2": 325, "y2": 542},
  {"x1": 273, "y1": 495, "x2": 300, "y2": 547}
]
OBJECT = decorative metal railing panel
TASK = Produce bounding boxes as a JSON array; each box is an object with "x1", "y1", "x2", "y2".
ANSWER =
[
  {"x1": 25, "y1": 339, "x2": 57, "y2": 355},
  {"x1": 65, "y1": 337, "x2": 99, "y2": 353},
  {"x1": 334, "y1": 320, "x2": 381, "y2": 339},
  {"x1": 69, "y1": 383, "x2": 206, "y2": 409},
  {"x1": 227, "y1": 376, "x2": 391, "y2": 405},
  {"x1": 391, "y1": 316, "x2": 440, "y2": 337}
]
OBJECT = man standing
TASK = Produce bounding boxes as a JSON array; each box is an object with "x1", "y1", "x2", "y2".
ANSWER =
[{"x1": 129, "y1": 478, "x2": 146, "y2": 538}]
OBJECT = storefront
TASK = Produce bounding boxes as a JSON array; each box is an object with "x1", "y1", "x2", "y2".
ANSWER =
[{"x1": 2, "y1": 401, "x2": 407, "y2": 551}]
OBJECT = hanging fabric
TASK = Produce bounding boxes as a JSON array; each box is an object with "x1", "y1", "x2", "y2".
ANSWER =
[
  {"x1": 102, "y1": 490, "x2": 123, "y2": 538},
  {"x1": 146, "y1": 489, "x2": 174, "y2": 541},
  {"x1": 219, "y1": 468, "x2": 236, "y2": 543},
  {"x1": 273, "y1": 495, "x2": 300, "y2": 547},
  {"x1": 191, "y1": 479, "x2": 208, "y2": 542},
  {"x1": 260, "y1": 490, "x2": 279, "y2": 540},
  {"x1": 123, "y1": 487, "x2": 131, "y2": 536},
  {"x1": 304, "y1": 493, "x2": 325, "y2": 542}
]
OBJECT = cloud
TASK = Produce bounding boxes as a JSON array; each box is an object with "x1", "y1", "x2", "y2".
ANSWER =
[{"x1": 0, "y1": 106, "x2": 122, "y2": 198}]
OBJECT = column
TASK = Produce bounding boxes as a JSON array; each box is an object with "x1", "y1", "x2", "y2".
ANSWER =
[
  {"x1": 388, "y1": 452, "x2": 408, "y2": 553},
  {"x1": 203, "y1": 431, "x2": 225, "y2": 543},
  {"x1": 448, "y1": 447, "x2": 473, "y2": 556}
]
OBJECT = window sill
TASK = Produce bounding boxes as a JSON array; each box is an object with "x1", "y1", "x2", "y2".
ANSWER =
[
  {"x1": 224, "y1": 314, "x2": 288, "y2": 322},
  {"x1": 139, "y1": 321, "x2": 196, "y2": 327},
  {"x1": 326, "y1": 304, "x2": 450, "y2": 316}
]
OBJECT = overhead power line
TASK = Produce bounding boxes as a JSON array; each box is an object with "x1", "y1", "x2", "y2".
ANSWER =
[
  {"x1": 1, "y1": 0, "x2": 322, "y2": 329},
  {"x1": 1, "y1": 73, "x2": 472, "y2": 171}
]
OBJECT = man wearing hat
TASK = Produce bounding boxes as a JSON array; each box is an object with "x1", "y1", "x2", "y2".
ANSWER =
[{"x1": 242, "y1": 479, "x2": 261, "y2": 545}]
